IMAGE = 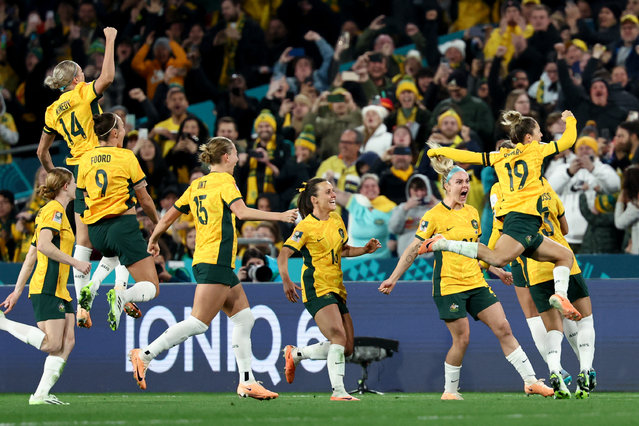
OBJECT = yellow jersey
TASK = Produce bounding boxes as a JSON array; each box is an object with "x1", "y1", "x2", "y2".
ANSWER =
[
  {"x1": 415, "y1": 202, "x2": 486, "y2": 296},
  {"x1": 488, "y1": 181, "x2": 580, "y2": 286},
  {"x1": 174, "y1": 172, "x2": 243, "y2": 268},
  {"x1": 77, "y1": 146, "x2": 146, "y2": 224},
  {"x1": 43, "y1": 81, "x2": 102, "y2": 165},
  {"x1": 283, "y1": 212, "x2": 348, "y2": 303},
  {"x1": 29, "y1": 200, "x2": 74, "y2": 301}
]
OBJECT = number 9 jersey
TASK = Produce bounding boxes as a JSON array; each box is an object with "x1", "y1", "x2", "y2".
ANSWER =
[
  {"x1": 43, "y1": 81, "x2": 102, "y2": 165},
  {"x1": 77, "y1": 146, "x2": 146, "y2": 224},
  {"x1": 174, "y1": 172, "x2": 243, "y2": 269}
]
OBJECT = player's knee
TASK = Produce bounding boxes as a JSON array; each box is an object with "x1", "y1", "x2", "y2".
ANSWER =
[
  {"x1": 42, "y1": 336, "x2": 63, "y2": 354},
  {"x1": 454, "y1": 331, "x2": 470, "y2": 348},
  {"x1": 494, "y1": 320, "x2": 513, "y2": 339},
  {"x1": 231, "y1": 307, "x2": 254, "y2": 329}
]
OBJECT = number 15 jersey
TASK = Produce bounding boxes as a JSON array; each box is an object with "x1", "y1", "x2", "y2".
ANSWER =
[
  {"x1": 175, "y1": 172, "x2": 243, "y2": 268},
  {"x1": 77, "y1": 146, "x2": 146, "y2": 224},
  {"x1": 283, "y1": 212, "x2": 348, "y2": 303}
]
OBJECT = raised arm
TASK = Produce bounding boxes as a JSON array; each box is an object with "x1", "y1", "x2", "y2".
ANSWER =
[
  {"x1": 427, "y1": 147, "x2": 485, "y2": 165},
  {"x1": 551, "y1": 113, "x2": 577, "y2": 154},
  {"x1": 277, "y1": 246, "x2": 301, "y2": 303},
  {"x1": 94, "y1": 27, "x2": 117, "y2": 95}
]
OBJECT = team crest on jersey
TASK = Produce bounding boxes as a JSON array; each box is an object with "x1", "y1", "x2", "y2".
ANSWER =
[
  {"x1": 471, "y1": 219, "x2": 479, "y2": 229},
  {"x1": 449, "y1": 303, "x2": 459, "y2": 313},
  {"x1": 53, "y1": 211, "x2": 63, "y2": 224},
  {"x1": 58, "y1": 302, "x2": 65, "y2": 313},
  {"x1": 338, "y1": 228, "x2": 345, "y2": 239},
  {"x1": 419, "y1": 220, "x2": 428, "y2": 232},
  {"x1": 292, "y1": 231, "x2": 303, "y2": 242}
]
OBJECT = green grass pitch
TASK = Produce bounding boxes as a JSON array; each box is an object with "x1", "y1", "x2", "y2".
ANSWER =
[{"x1": 2, "y1": 392, "x2": 638, "y2": 425}]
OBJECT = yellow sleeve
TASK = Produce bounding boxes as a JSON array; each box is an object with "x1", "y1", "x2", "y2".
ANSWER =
[
  {"x1": 76, "y1": 157, "x2": 86, "y2": 190},
  {"x1": 40, "y1": 206, "x2": 64, "y2": 234},
  {"x1": 283, "y1": 222, "x2": 308, "y2": 252},
  {"x1": 428, "y1": 147, "x2": 487, "y2": 165},
  {"x1": 175, "y1": 185, "x2": 192, "y2": 214},
  {"x1": 77, "y1": 81, "x2": 98, "y2": 103},
  {"x1": 221, "y1": 178, "x2": 243, "y2": 207},
  {"x1": 543, "y1": 116, "x2": 576, "y2": 156},
  {"x1": 415, "y1": 210, "x2": 436, "y2": 240},
  {"x1": 128, "y1": 152, "x2": 146, "y2": 186},
  {"x1": 43, "y1": 105, "x2": 55, "y2": 133}
]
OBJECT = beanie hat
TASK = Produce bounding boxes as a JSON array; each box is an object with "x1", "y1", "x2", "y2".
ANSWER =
[
  {"x1": 575, "y1": 136, "x2": 599, "y2": 154},
  {"x1": 362, "y1": 104, "x2": 388, "y2": 121},
  {"x1": 395, "y1": 78, "x2": 419, "y2": 100},
  {"x1": 254, "y1": 109, "x2": 277, "y2": 132},
  {"x1": 295, "y1": 124, "x2": 316, "y2": 153},
  {"x1": 438, "y1": 109, "x2": 463, "y2": 129},
  {"x1": 594, "y1": 192, "x2": 618, "y2": 214}
]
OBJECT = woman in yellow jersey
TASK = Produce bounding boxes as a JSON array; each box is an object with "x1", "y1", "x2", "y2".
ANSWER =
[
  {"x1": 129, "y1": 136, "x2": 297, "y2": 400},
  {"x1": 0, "y1": 168, "x2": 91, "y2": 405},
  {"x1": 378, "y1": 154, "x2": 553, "y2": 400},
  {"x1": 421, "y1": 110, "x2": 582, "y2": 322},
  {"x1": 278, "y1": 177, "x2": 382, "y2": 401},
  {"x1": 486, "y1": 178, "x2": 596, "y2": 399},
  {"x1": 36, "y1": 27, "x2": 130, "y2": 328},
  {"x1": 76, "y1": 112, "x2": 160, "y2": 332}
]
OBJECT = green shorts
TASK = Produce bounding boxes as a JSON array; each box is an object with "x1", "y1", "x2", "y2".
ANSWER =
[
  {"x1": 502, "y1": 212, "x2": 544, "y2": 257},
  {"x1": 511, "y1": 259, "x2": 529, "y2": 288},
  {"x1": 304, "y1": 292, "x2": 349, "y2": 318},
  {"x1": 88, "y1": 215, "x2": 150, "y2": 266},
  {"x1": 434, "y1": 286, "x2": 499, "y2": 321},
  {"x1": 71, "y1": 165, "x2": 86, "y2": 215},
  {"x1": 192, "y1": 263, "x2": 240, "y2": 287},
  {"x1": 31, "y1": 293, "x2": 74, "y2": 322},
  {"x1": 529, "y1": 273, "x2": 589, "y2": 313}
]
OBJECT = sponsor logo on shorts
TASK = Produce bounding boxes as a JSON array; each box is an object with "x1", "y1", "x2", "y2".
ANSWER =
[
  {"x1": 525, "y1": 235, "x2": 532, "y2": 243},
  {"x1": 449, "y1": 303, "x2": 459, "y2": 313},
  {"x1": 58, "y1": 302, "x2": 65, "y2": 313}
]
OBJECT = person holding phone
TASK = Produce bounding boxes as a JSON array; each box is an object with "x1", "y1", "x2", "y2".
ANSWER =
[{"x1": 546, "y1": 136, "x2": 620, "y2": 253}]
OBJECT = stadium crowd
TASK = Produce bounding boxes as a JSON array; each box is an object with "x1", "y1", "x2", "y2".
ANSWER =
[{"x1": 1, "y1": 0, "x2": 639, "y2": 270}]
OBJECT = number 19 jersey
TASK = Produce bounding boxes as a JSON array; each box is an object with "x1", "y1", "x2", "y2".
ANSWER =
[
  {"x1": 283, "y1": 212, "x2": 348, "y2": 303},
  {"x1": 77, "y1": 146, "x2": 146, "y2": 224},
  {"x1": 43, "y1": 81, "x2": 102, "y2": 165},
  {"x1": 174, "y1": 172, "x2": 243, "y2": 268}
]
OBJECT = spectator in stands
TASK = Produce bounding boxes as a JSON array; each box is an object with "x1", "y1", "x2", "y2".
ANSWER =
[
  {"x1": 509, "y1": 4, "x2": 562, "y2": 82},
  {"x1": 131, "y1": 33, "x2": 191, "y2": 100},
  {"x1": 277, "y1": 125, "x2": 320, "y2": 209},
  {"x1": 150, "y1": 86, "x2": 190, "y2": 157},
  {"x1": 483, "y1": 0, "x2": 534, "y2": 75},
  {"x1": 565, "y1": 2, "x2": 622, "y2": 47},
  {"x1": 547, "y1": 136, "x2": 621, "y2": 253},
  {"x1": 215, "y1": 73, "x2": 260, "y2": 142},
  {"x1": 357, "y1": 105, "x2": 392, "y2": 158},
  {"x1": 238, "y1": 248, "x2": 273, "y2": 283},
  {"x1": 585, "y1": 44, "x2": 639, "y2": 113},
  {"x1": 385, "y1": 78, "x2": 430, "y2": 143},
  {"x1": 556, "y1": 43, "x2": 627, "y2": 136},
  {"x1": 167, "y1": 116, "x2": 208, "y2": 187},
  {"x1": 253, "y1": 221, "x2": 283, "y2": 256},
  {"x1": 335, "y1": 173, "x2": 395, "y2": 259},
  {"x1": 201, "y1": 0, "x2": 267, "y2": 89},
  {"x1": 528, "y1": 61, "x2": 560, "y2": 114},
  {"x1": 315, "y1": 128, "x2": 362, "y2": 198},
  {"x1": 353, "y1": 51, "x2": 394, "y2": 99},
  {"x1": 273, "y1": 31, "x2": 334, "y2": 94},
  {"x1": 579, "y1": 192, "x2": 624, "y2": 254},
  {"x1": 603, "y1": 14, "x2": 639, "y2": 80},
  {"x1": 615, "y1": 166, "x2": 639, "y2": 254},
  {"x1": 429, "y1": 70, "x2": 494, "y2": 149},
  {"x1": 0, "y1": 189, "x2": 17, "y2": 262},
  {"x1": 610, "y1": 121, "x2": 639, "y2": 172},
  {"x1": 278, "y1": 94, "x2": 312, "y2": 142},
  {"x1": 0, "y1": 92, "x2": 18, "y2": 164},
  {"x1": 237, "y1": 110, "x2": 290, "y2": 207},
  {"x1": 379, "y1": 146, "x2": 415, "y2": 205},
  {"x1": 303, "y1": 88, "x2": 361, "y2": 159},
  {"x1": 389, "y1": 174, "x2": 437, "y2": 256},
  {"x1": 136, "y1": 137, "x2": 175, "y2": 202}
]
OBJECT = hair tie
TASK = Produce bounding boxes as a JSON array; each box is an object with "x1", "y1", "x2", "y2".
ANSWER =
[
  {"x1": 98, "y1": 116, "x2": 118, "y2": 138},
  {"x1": 297, "y1": 182, "x2": 308, "y2": 193},
  {"x1": 445, "y1": 166, "x2": 466, "y2": 183},
  {"x1": 59, "y1": 86, "x2": 67, "y2": 92}
]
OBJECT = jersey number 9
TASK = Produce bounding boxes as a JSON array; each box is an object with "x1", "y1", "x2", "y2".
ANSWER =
[{"x1": 95, "y1": 169, "x2": 108, "y2": 197}]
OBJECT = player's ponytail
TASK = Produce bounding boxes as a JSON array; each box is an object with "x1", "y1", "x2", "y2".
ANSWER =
[
  {"x1": 297, "y1": 177, "x2": 326, "y2": 218},
  {"x1": 500, "y1": 110, "x2": 538, "y2": 144},
  {"x1": 38, "y1": 167, "x2": 73, "y2": 200},
  {"x1": 44, "y1": 60, "x2": 79, "y2": 91},
  {"x1": 199, "y1": 137, "x2": 234, "y2": 165},
  {"x1": 426, "y1": 141, "x2": 459, "y2": 188}
]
